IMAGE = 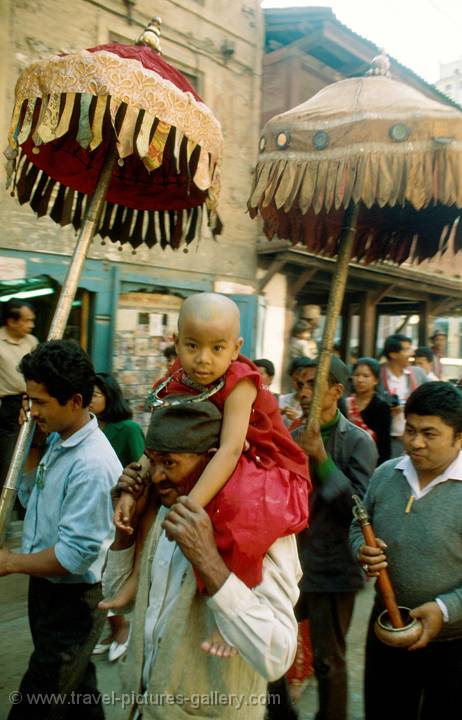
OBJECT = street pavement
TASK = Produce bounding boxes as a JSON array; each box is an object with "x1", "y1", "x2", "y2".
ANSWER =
[{"x1": 0, "y1": 525, "x2": 373, "y2": 720}]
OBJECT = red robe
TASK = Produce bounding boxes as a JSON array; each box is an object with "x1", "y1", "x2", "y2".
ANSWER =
[{"x1": 155, "y1": 355, "x2": 311, "y2": 588}]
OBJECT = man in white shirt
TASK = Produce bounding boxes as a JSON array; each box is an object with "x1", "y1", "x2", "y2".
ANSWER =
[
  {"x1": 102, "y1": 400, "x2": 301, "y2": 719},
  {"x1": 379, "y1": 333, "x2": 427, "y2": 457},
  {"x1": 0, "y1": 299, "x2": 38, "y2": 485}
]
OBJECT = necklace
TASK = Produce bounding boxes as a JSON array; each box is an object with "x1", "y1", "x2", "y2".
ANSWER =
[{"x1": 145, "y1": 368, "x2": 225, "y2": 410}]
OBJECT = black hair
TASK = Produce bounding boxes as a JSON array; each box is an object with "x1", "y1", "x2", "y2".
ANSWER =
[
  {"x1": 288, "y1": 356, "x2": 316, "y2": 376},
  {"x1": 163, "y1": 345, "x2": 177, "y2": 361},
  {"x1": 1, "y1": 299, "x2": 34, "y2": 326},
  {"x1": 383, "y1": 333, "x2": 412, "y2": 359},
  {"x1": 414, "y1": 346, "x2": 434, "y2": 363},
  {"x1": 405, "y1": 382, "x2": 462, "y2": 434},
  {"x1": 353, "y1": 357, "x2": 381, "y2": 379},
  {"x1": 94, "y1": 373, "x2": 132, "y2": 423},
  {"x1": 19, "y1": 340, "x2": 96, "y2": 407},
  {"x1": 253, "y1": 358, "x2": 275, "y2": 377}
]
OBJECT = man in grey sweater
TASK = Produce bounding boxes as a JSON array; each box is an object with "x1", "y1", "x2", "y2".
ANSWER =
[{"x1": 350, "y1": 381, "x2": 462, "y2": 720}]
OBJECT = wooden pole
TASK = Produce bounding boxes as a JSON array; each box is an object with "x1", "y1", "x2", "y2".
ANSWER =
[
  {"x1": 0, "y1": 147, "x2": 117, "y2": 545},
  {"x1": 307, "y1": 203, "x2": 360, "y2": 426}
]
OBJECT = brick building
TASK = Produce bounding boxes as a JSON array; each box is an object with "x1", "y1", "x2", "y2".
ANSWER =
[
  {"x1": 0, "y1": 0, "x2": 263, "y2": 413},
  {"x1": 2, "y1": 2, "x2": 462, "y2": 400}
]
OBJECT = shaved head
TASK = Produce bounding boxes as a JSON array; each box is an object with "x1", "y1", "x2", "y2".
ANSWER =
[{"x1": 178, "y1": 293, "x2": 241, "y2": 338}]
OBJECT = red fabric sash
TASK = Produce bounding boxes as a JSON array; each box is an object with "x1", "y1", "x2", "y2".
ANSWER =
[
  {"x1": 346, "y1": 395, "x2": 378, "y2": 444},
  {"x1": 380, "y1": 365, "x2": 418, "y2": 399}
]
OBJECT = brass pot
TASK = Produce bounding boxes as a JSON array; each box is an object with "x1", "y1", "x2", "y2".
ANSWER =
[{"x1": 374, "y1": 607, "x2": 423, "y2": 648}]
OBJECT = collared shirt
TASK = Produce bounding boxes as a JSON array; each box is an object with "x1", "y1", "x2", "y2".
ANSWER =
[
  {"x1": 0, "y1": 327, "x2": 38, "y2": 397},
  {"x1": 383, "y1": 367, "x2": 413, "y2": 437},
  {"x1": 19, "y1": 415, "x2": 121, "y2": 584},
  {"x1": 103, "y1": 524, "x2": 301, "y2": 686},
  {"x1": 395, "y1": 451, "x2": 462, "y2": 499},
  {"x1": 396, "y1": 451, "x2": 462, "y2": 622}
]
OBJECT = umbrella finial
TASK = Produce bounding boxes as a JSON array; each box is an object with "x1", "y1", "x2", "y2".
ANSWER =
[
  {"x1": 136, "y1": 16, "x2": 162, "y2": 54},
  {"x1": 367, "y1": 49, "x2": 391, "y2": 77}
]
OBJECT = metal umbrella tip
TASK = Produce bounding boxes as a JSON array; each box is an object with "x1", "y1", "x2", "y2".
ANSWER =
[
  {"x1": 136, "y1": 16, "x2": 162, "y2": 54},
  {"x1": 366, "y1": 49, "x2": 391, "y2": 77}
]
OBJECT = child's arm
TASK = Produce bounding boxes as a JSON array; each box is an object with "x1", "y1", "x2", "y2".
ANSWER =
[
  {"x1": 113, "y1": 455, "x2": 151, "y2": 533},
  {"x1": 99, "y1": 502, "x2": 157, "y2": 612},
  {"x1": 188, "y1": 378, "x2": 257, "y2": 507}
]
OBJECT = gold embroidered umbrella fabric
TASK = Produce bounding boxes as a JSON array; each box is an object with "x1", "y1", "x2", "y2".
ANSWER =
[
  {"x1": 6, "y1": 28, "x2": 223, "y2": 250},
  {"x1": 0, "y1": 19, "x2": 223, "y2": 544},
  {"x1": 249, "y1": 73, "x2": 462, "y2": 263}
]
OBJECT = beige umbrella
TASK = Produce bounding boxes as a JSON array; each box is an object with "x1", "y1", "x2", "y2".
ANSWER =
[
  {"x1": 0, "y1": 18, "x2": 223, "y2": 542},
  {"x1": 249, "y1": 56, "x2": 462, "y2": 423}
]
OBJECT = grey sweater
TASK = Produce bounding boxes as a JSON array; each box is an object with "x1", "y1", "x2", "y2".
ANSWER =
[{"x1": 349, "y1": 458, "x2": 462, "y2": 641}]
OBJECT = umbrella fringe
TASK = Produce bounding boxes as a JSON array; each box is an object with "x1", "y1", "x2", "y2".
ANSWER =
[
  {"x1": 72, "y1": 192, "x2": 85, "y2": 232},
  {"x1": 258, "y1": 200, "x2": 461, "y2": 264},
  {"x1": 9, "y1": 94, "x2": 220, "y2": 199},
  {"x1": 36, "y1": 176, "x2": 56, "y2": 217},
  {"x1": 250, "y1": 151, "x2": 462, "y2": 215},
  {"x1": 29, "y1": 173, "x2": 49, "y2": 214},
  {"x1": 9, "y1": 152, "x2": 221, "y2": 250},
  {"x1": 99, "y1": 202, "x2": 115, "y2": 238}
]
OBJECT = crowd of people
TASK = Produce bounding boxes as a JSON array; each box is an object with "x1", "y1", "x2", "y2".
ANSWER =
[{"x1": 0, "y1": 293, "x2": 461, "y2": 720}]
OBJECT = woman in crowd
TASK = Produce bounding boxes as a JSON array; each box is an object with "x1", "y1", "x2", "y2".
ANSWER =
[
  {"x1": 347, "y1": 357, "x2": 391, "y2": 466},
  {"x1": 90, "y1": 372, "x2": 145, "y2": 661}
]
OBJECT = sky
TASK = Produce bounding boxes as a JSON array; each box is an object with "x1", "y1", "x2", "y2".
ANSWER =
[{"x1": 261, "y1": 0, "x2": 462, "y2": 84}]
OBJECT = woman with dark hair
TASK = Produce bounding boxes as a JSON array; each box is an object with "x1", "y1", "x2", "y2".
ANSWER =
[
  {"x1": 347, "y1": 357, "x2": 391, "y2": 466},
  {"x1": 90, "y1": 373, "x2": 145, "y2": 468},
  {"x1": 89, "y1": 373, "x2": 145, "y2": 661}
]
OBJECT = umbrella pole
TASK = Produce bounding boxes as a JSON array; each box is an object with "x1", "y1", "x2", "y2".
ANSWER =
[
  {"x1": 307, "y1": 203, "x2": 360, "y2": 427},
  {"x1": 0, "y1": 147, "x2": 117, "y2": 545}
]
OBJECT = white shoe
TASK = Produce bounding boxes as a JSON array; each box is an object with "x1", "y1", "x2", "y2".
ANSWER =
[
  {"x1": 108, "y1": 638, "x2": 129, "y2": 662},
  {"x1": 92, "y1": 641, "x2": 110, "y2": 655}
]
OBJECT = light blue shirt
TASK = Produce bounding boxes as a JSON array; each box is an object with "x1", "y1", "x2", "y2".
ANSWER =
[{"x1": 19, "y1": 415, "x2": 122, "y2": 584}]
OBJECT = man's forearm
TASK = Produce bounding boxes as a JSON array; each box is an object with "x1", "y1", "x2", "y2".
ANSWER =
[
  {"x1": 5, "y1": 546, "x2": 69, "y2": 577},
  {"x1": 193, "y1": 548, "x2": 230, "y2": 596},
  {"x1": 207, "y1": 535, "x2": 300, "y2": 681}
]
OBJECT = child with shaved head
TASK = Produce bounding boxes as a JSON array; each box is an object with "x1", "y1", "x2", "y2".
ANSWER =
[{"x1": 113, "y1": 292, "x2": 310, "y2": 654}]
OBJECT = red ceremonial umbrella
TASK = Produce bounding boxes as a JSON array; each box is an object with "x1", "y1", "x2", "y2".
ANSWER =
[
  {"x1": 0, "y1": 18, "x2": 223, "y2": 541},
  {"x1": 248, "y1": 55, "x2": 462, "y2": 425}
]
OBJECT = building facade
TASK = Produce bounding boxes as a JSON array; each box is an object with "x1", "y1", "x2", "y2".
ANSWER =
[
  {"x1": 436, "y1": 57, "x2": 462, "y2": 105},
  {"x1": 0, "y1": 0, "x2": 263, "y2": 412},
  {"x1": 256, "y1": 7, "x2": 462, "y2": 389}
]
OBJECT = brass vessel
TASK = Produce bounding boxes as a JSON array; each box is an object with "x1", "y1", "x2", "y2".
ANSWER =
[{"x1": 374, "y1": 607, "x2": 423, "y2": 648}]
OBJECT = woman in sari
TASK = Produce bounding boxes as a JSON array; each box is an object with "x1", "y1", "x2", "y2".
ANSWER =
[{"x1": 347, "y1": 357, "x2": 391, "y2": 466}]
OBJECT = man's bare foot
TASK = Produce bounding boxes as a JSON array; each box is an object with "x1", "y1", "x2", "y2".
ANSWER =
[{"x1": 201, "y1": 627, "x2": 238, "y2": 658}]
